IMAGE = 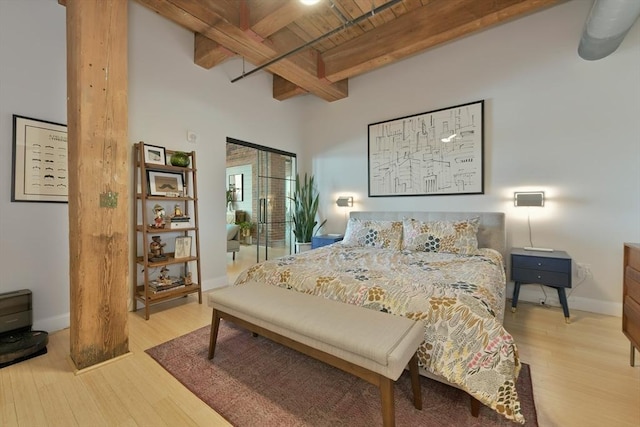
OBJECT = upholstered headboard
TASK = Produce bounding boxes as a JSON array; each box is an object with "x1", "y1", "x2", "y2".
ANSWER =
[{"x1": 349, "y1": 211, "x2": 506, "y2": 260}]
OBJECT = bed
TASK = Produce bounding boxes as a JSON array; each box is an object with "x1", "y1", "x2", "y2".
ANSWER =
[{"x1": 234, "y1": 211, "x2": 524, "y2": 424}]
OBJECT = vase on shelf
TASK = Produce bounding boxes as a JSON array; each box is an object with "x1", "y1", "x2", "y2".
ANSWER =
[{"x1": 170, "y1": 151, "x2": 190, "y2": 167}]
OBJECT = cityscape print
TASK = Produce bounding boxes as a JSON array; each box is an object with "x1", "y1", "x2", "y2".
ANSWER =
[{"x1": 368, "y1": 101, "x2": 484, "y2": 196}]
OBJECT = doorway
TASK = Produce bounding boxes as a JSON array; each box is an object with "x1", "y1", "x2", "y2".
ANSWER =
[{"x1": 226, "y1": 137, "x2": 296, "y2": 263}]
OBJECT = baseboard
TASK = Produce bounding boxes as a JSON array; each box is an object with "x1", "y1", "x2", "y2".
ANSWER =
[
  {"x1": 33, "y1": 312, "x2": 70, "y2": 333},
  {"x1": 507, "y1": 283, "x2": 622, "y2": 317},
  {"x1": 201, "y1": 276, "x2": 230, "y2": 292}
]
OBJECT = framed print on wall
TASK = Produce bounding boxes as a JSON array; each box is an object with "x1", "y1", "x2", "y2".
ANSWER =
[
  {"x1": 228, "y1": 173, "x2": 243, "y2": 201},
  {"x1": 368, "y1": 100, "x2": 484, "y2": 197},
  {"x1": 12, "y1": 114, "x2": 68, "y2": 203},
  {"x1": 147, "y1": 170, "x2": 184, "y2": 196},
  {"x1": 143, "y1": 144, "x2": 166, "y2": 165}
]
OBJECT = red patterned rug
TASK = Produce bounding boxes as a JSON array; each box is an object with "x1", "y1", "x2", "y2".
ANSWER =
[{"x1": 146, "y1": 321, "x2": 537, "y2": 426}]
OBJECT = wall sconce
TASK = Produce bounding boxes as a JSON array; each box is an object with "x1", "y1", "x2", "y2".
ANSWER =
[
  {"x1": 514, "y1": 191, "x2": 551, "y2": 251},
  {"x1": 336, "y1": 196, "x2": 353, "y2": 207},
  {"x1": 514, "y1": 191, "x2": 544, "y2": 207}
]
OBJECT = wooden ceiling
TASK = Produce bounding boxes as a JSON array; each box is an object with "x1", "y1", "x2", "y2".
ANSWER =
[{"x1": 135, "y1": 0, "x2": 564, "y2": 102}]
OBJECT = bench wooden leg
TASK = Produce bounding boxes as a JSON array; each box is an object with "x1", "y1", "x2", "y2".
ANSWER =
[
  {"x1": 208, "y1": 309, "x2": 221, "y2": 360},
  {"x1": 470, "y1": 395, "x2": 481, "y2": 417},
  {"x1": 409, "y1": 353, "x2": 422, "y2": 410},
  {"x1": 379, "y1": 376, "x2": 395, "y2": 427}
]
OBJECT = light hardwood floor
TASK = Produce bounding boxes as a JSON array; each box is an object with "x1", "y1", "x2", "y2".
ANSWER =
[{"x1": 1, "y1": 248, "x2": 638, "y2": 426}]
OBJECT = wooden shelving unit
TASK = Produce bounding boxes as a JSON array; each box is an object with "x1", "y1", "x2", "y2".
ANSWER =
[{"x1": 133, "y1": 142, "x2": 202, "y2": 319}]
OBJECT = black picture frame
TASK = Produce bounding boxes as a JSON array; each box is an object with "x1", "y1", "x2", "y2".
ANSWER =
[
  {"x1": 12, "y1": 114, "x2": 68, "y2": 203},
  {"x1": 368, "y1": 100, "x2": 484, "y2": 197},
  {"x1": 143, "y1": 144, "x2": 166, "y2": 165},
  {"x1": 147, "y1": 170, "x2": 184, "y2": 196}
]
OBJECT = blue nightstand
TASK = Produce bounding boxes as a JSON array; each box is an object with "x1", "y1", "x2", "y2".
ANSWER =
[
  {"x1": 511, "y1": 248, "x2": 572, "y2": 323},
  {"x1": 312, "y1": 234, "x2": 343, "y2": 249}
]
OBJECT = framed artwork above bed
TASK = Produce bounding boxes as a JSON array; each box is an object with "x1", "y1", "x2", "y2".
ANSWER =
[{"x1": 368, "y1": 100, "x2": 484, "y2": 197}]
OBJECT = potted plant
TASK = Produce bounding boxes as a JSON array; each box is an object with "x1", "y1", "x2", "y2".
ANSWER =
[
  {"x1": 237, "y1": 221, "x2": 254, "y2": 245},
  {"x1": 290, "y1": 173, "x2": 326, "y2": 252}
]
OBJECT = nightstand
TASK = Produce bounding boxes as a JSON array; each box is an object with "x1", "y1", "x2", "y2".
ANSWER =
[
  {"x1": 511, "y1": 248, "x2": 572, "y2": 323},
  {"x1": 311, "y1": 234, "x2": 343, "y2": 249}
]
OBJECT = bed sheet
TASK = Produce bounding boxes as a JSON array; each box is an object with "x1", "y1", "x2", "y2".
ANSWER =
[{"x1": 235, "y1": 245, "x2": 524, "y2": 423}]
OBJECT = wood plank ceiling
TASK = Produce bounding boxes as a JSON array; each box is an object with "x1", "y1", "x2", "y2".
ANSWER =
[{"x1": 135, "y1": 0, "x2": 565, "y2": 102}]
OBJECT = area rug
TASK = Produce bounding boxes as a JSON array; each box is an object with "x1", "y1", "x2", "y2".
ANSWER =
[{"x1": 146, "y1": 321, "x2": 537, "y2": 426}]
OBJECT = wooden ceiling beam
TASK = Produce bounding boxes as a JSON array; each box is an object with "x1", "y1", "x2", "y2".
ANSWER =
[
  {"x1": 321, "y1": 0, "x2": 563, "y2": 82},
  {"x1": 249, "y1": 0, "x2": 310, "y2": 39},
  {"x1": 194, "y1": 33, "x2": 234, "y2": 69},
  {"x1": 273, "y1": 74, "x2": 309, "y2": 101},
  {"x1": 137, "y1": 0, "x2": 347, "y2": 101}
]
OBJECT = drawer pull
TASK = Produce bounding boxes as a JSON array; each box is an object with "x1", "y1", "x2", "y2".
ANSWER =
[
  {"x1": 537, "y1": 275, "x2": 542, "y2": 279},
  {"x1": 537, "y1": 262, "x2": 542, "y2": 266}
]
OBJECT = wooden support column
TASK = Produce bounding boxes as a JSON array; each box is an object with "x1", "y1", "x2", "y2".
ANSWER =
[{"x1": 65, "y1": 0, "x2": 129, "y2": 370}]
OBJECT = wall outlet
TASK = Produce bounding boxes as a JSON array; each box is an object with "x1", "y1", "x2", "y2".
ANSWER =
[{"x1": 576, "y1": 263, "x2": 593, "y2": 279}]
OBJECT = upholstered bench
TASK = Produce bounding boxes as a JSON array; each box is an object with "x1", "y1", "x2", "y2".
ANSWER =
[{"x1": 208, "y1": 282, "x2": 424, "y2": 427}]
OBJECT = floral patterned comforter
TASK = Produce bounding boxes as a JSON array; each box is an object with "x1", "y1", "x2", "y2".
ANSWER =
[{"x1": 235, "y1": 244, "x2": 524, "y2": 423}]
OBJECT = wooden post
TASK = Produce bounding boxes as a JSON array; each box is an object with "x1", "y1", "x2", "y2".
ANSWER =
[{"x1": 65, "y1": 0, "x2": 129, "y2": 370}]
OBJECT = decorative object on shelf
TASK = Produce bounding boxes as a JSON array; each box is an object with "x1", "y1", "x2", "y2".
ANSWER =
[
  {"x1": 174, "y1": 236, "x2": 192, "y2": 259},
  {"x1": 183, "y1": 271, "x2": 192, "y2": 285},
  {"x1": 149, "y1": 236, "x2": 167, "y2": 261},
  {"x1": 368, "y1": 100, "x2": 484, "y2": 197},
  {"x1": 143, "y1": 143, "x2": 166, "y2": 165},
  {"x1": 158, "y1": 266, "x2": 172, "y2": 285},
  {"x1": 147, "y1": 170, "x2": 184, "y2": 196},
  {"x1": 226, "y1": 189, "x2": 234, "y2": 211},
  {"x1": 170, "y1": 151, "x2": 190, "y2": 167},
  {"x1": 11, "y1": 114, "x2": 68, "y2": 203},
  {"x1": 290, "y1": 173, "x2": 326, "y2": 245},
  {"x1": 152, "y1": 204, "x2": 166, "y2": 228},
  {"x1": 173, "y1": 204, "x2": 183, "y2": 218}
]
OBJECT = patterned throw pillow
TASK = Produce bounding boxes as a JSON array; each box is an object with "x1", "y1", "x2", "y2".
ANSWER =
[
  {"x1": 402, "y1": 217, "x2": 480, "y2": 254},
  {"x1": 342, "y1": 219, "x2": 403, "y2": 250}
]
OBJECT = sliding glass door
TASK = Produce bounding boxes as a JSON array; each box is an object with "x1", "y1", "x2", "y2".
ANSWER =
[{"x1": 226, "y1": 138, "x2": 296, "y2": 263}]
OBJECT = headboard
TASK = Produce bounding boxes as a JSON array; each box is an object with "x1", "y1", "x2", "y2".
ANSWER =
[{"x1": 349, "y1": 211, "x2": 506, "y2": 260}]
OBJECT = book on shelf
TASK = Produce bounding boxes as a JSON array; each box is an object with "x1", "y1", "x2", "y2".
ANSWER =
[
  {"x1": 170, "y1": 216, "x2": 191, "y2": 222},
  {"x1": 151, "y1": 284, "x2": 185, "y2": 294},
  {"x1": 149, "y1": 277, "x2": 184, "y2": 292},
  {"x1": 168, "y1": 221, "x2": 193, "y2": 229}
]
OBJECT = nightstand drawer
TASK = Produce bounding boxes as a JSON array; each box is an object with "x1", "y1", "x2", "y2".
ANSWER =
[
  {"x1": 512, "y1": 267, "x2": 571, "y2": 288},
  {"x1": 625, "y1": 266, "x2": 640, "y2": 304},
  {"x1": 512, "y1": 255, "x2": 570, "y2": 273},
  {"x1": 623, "y1": 296, "x2": 640, "y2": 349}
]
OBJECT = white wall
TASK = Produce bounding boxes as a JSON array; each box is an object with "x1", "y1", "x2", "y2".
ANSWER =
[
  {"x1": 301, "y1": 0, "x2": 640, "y2": 316},
  {"x1": 0, "y1": 0, "x2": 305, "y2": 331}
]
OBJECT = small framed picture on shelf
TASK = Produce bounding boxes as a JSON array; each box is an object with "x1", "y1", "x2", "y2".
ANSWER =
[
  {"x1": 143, "y1": 144, "x2": 166, "y2": 165},
  {"x1": 147, "y1": 170, "x2": 184, "y2": 196},
  {"x1": 174, "y1": 236, "x2": 192, "y2": 259}
]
